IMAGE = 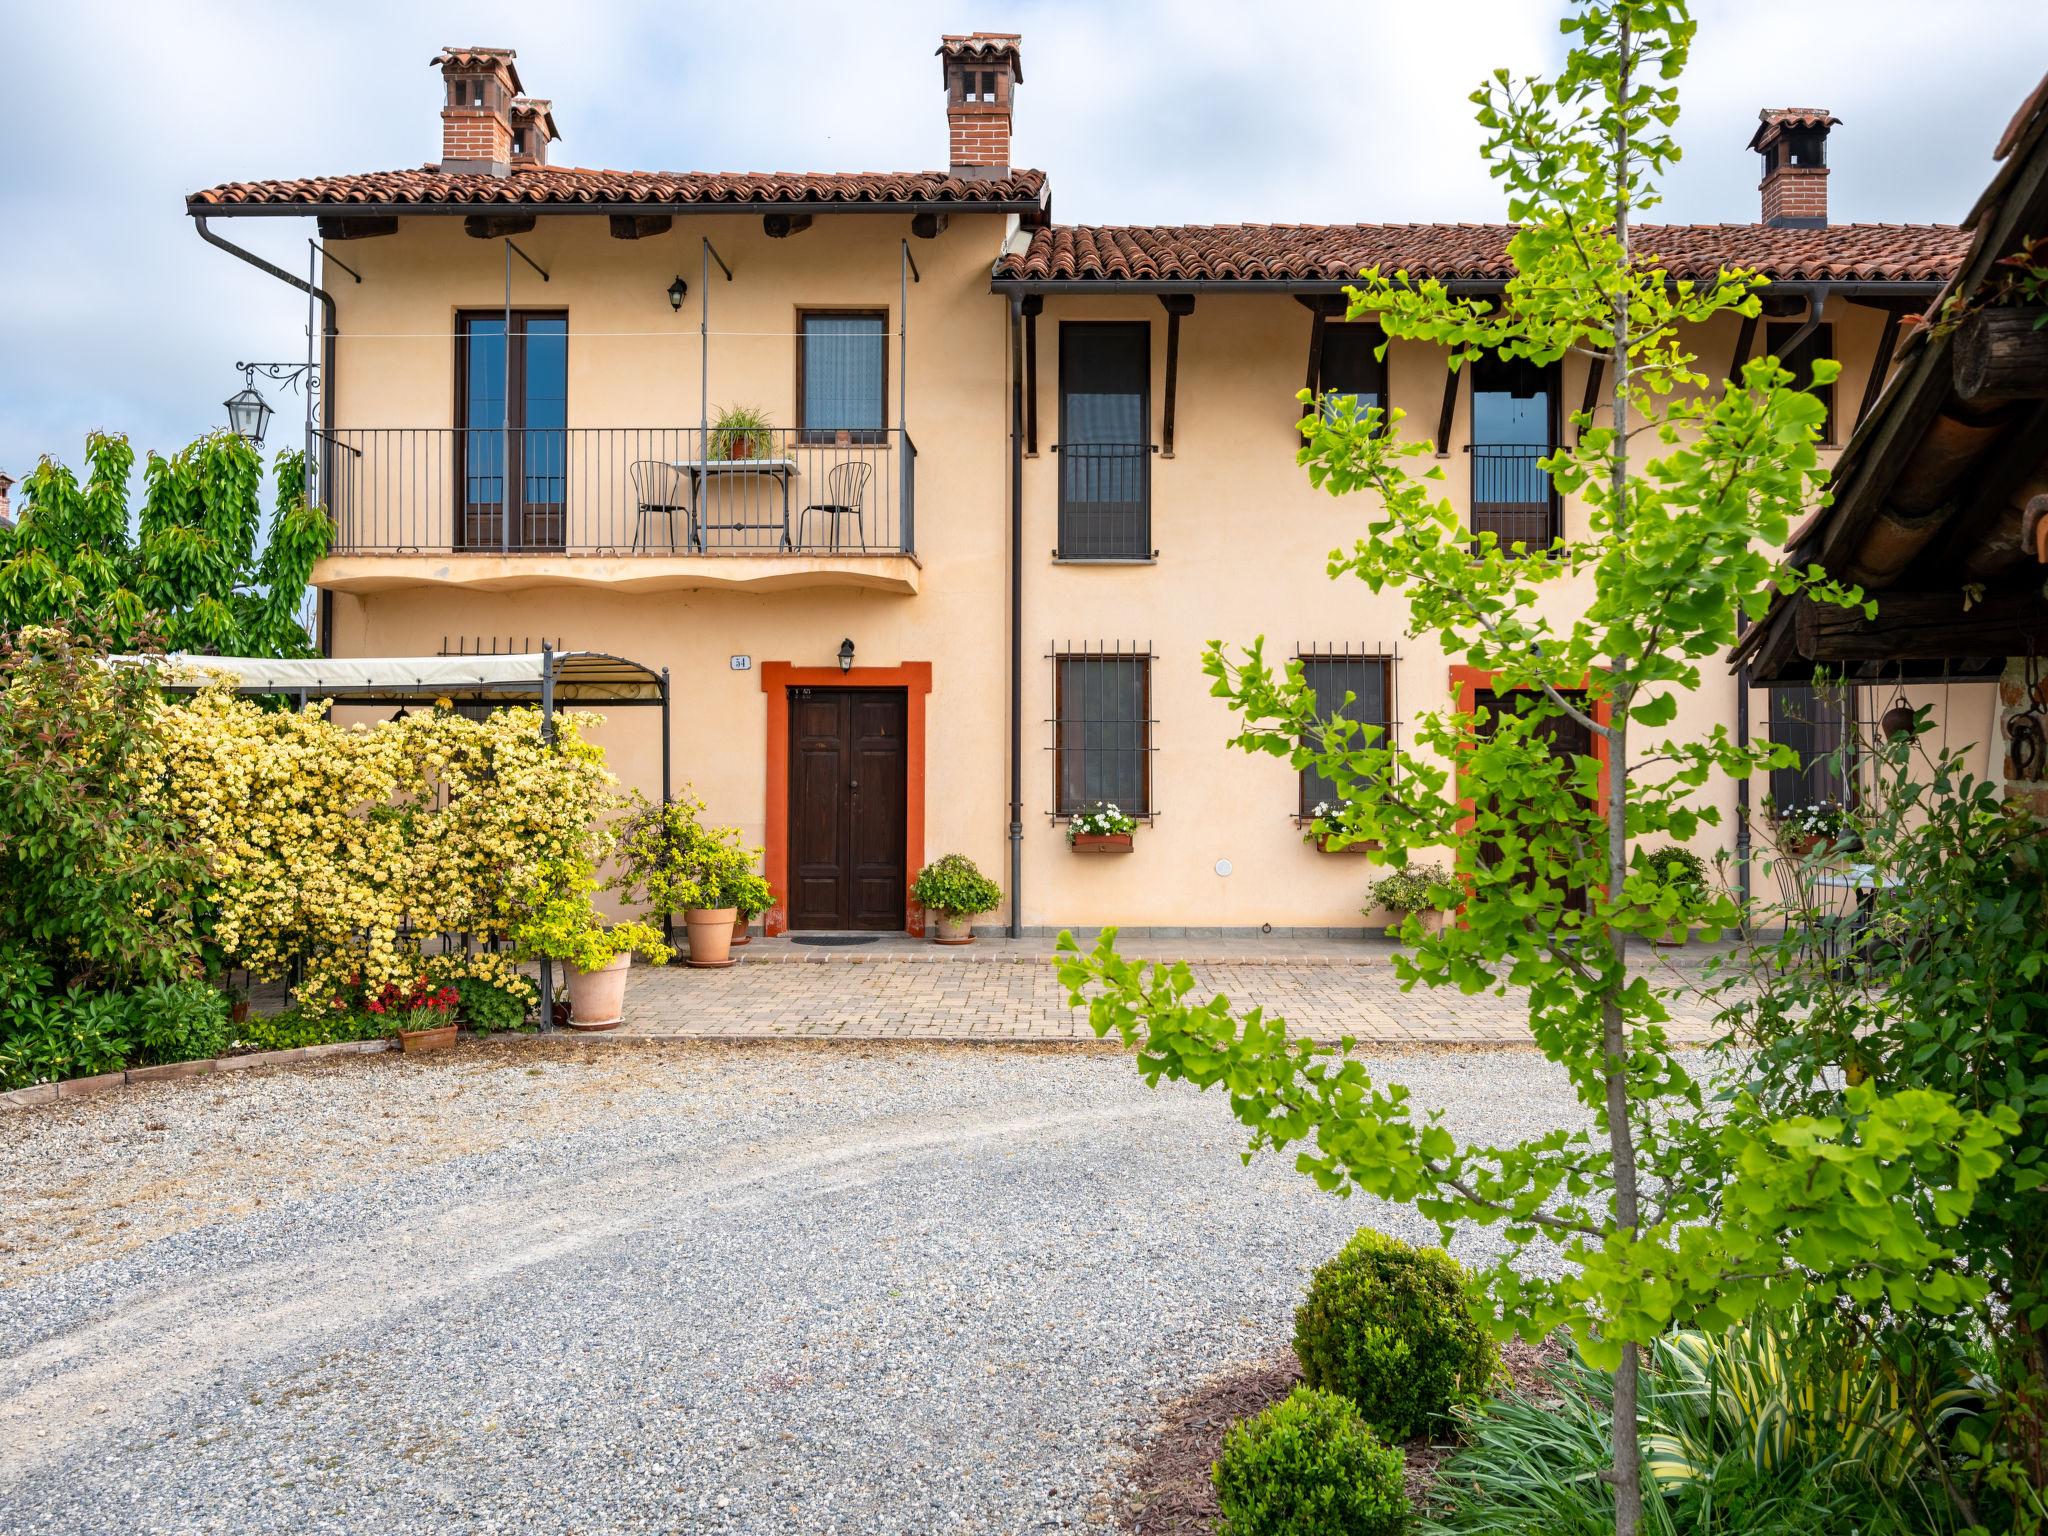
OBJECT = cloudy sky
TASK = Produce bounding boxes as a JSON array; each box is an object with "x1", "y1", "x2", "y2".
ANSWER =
[{"x1": 3, "y1": 0, "x2": 2042, "y2": 491}]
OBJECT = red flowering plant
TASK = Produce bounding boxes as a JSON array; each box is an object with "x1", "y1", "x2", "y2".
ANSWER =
[{"x1": 327, "y1": 971, "x2": 459, "y2": 1034}]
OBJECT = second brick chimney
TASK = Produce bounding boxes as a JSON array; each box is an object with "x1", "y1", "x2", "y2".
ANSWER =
[
  {"x1": 1750, "y1": 108, "x2": 1839, "y2": 228},
  {"x1": 434, "y1": 46, "x2": 523, "y2": 175},
  {"x1": 938, "y1": 33, "x2": 1022, "y2": 179}
]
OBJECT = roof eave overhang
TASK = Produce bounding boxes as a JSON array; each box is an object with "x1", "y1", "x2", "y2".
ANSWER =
[
  {"x1": 187, "y1": 196, "x2": 1048, "y2": 219},
  {"x1": 989, "y1": 275, "x2": 1949, "y2": 297}
]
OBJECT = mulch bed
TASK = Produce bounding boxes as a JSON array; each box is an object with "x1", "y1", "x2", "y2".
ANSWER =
[{"x1": 1116, "y1": 1334, "x2": 1566, "y2": 1534}]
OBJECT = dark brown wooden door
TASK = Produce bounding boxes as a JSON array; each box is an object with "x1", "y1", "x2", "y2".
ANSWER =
[
  {"x1": 787, "y1": 687, "x2": 907, "y2": 930},
  {"x1": 1473, "y1": 688, "x2": 1596, "y2": 910}
]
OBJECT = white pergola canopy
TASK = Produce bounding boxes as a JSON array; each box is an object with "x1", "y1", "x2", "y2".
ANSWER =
[{"x1": 132, "y1": 650, "x2": 667, "y2": 706}]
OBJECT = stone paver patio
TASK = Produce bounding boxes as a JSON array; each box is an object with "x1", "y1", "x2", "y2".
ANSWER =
[{"x1": 614, "y1": 935, "x2": 1730, "y2": 1043}]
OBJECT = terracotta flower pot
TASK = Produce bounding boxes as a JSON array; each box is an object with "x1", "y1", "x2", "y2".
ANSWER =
[
  {"x1": 732, "y1": 913, "x2": 753, "y2": 947},
  {"x1": 933, "y1": 913, "x2": 976, "y2": 945},
  {"x1": 398, "y1": 1021, "x2": 459, "y2": 1053},
  {"x1": 1314, "y1": 834, "x2": 1381, "y2": 854},
  {"x1": 1656, "y1": 923, "x2": 1691, "y2": 947},
  {"x1": 566, "y1": 952, "x2": 630, "y2": 1030},
  {"x1": 1388, "y1": 908, "x2": 1447, "y2": 940},
  {"x1": 685, "y1": 907, "x2": 740, "y2": 968},
  {"x1": 1072, "y1": 833, "x2": 1133, "y2": 853}
]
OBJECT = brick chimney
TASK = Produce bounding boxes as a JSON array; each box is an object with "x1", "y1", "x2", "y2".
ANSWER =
[
  {"x1": 433, "y1": 47, "x2": 523, "y2": 175},
  {"x1": 938, "y1": 33, "x2": 1022, "y2": 179},
  {"x1": 1750, "y1": 108, "x2": 1839, "y2": 228},
  {"x1": 510, "y1": 98, "x2": 559, "y2": 168}
]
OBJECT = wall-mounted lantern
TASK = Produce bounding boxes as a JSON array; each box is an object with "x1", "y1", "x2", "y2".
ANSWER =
[
  {"x1": 667, "y1": 275, "x2": 689, "y2": 312},
  {"x1": 224, "y1": 380, "x2": 273, "y2": 446},
  {"x1": 837, "y1": 637, "x2": 856, "y2": 674}
]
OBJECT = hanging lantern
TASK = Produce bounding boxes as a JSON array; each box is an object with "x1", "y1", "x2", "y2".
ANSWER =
[
  {"x1": 225, "y1": 383, "x2": 272, "y2": 446},
  {"x1": 667, "y1": 275, "x2": 689, "y2": 312}
]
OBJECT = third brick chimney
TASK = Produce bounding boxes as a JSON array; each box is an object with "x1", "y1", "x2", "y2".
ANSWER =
[
  {"x1": 1750, "y1": 108, "x2": 1839, "y2": 228},
  {"x1": 938, "y1": 33, "x2": 1022, "y2": 179}
]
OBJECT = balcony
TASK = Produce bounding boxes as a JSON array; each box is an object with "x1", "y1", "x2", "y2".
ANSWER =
[
  {"x1": 1468, "y1": 443, "x2": 1559, "y2": 551},
  {"x1": 310, "y1": 427, "x2": 920, "y2": 595}
]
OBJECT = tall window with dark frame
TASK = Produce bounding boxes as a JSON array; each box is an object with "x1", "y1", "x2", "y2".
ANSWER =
[
  {"x1": 1316, "y1": 323, "x2": 1388, "y2": 426},
  {"x1": 1298, "y1": 653, "x2": 1393, "y2": 817},
  {"x1": 1058, "y1": 323, "x2": 1151, "y2": 560},
  {"x1": 1468, "y1": 354, "x2": 1559, "y2": 549},
  {"x1": 1766, "y1": 321, "x2": 1836, "y2": 445},
  {"x1": 456, "y1": 311, "x2": 568, "y2": 551},
  {"x1": 1054, "y1": 651, "x2": 1152, "y2": 815},
  {"x1": 798, "y1": 311, "x2": 887, "y2": 444},
  {"x1": 1767, "y1": 682, "x2": 1855, "y2": 810}
]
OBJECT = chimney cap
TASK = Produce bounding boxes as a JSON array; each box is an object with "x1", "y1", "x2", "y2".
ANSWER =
[
  {"x1": 1748, "y1": 107, "x2": 1840, "y2": 152},
  {"x1": 938, "y1": 32, "x2": 1023, "y2": 85},
  {"x1": 431, "y1": 46, "x2": 523, "y2": 95},
  {"x1": 511, "y1": 97, "x2": 560, "y2": 141}
]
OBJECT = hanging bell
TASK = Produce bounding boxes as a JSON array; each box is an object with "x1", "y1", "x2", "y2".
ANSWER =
[{"x1": 1880, "y1": 701, "x2": 1919, "y2": 741}]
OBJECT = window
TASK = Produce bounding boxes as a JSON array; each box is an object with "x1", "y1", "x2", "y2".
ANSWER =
[
  {"x1": 798, "y1": 311, "x2": 887, "y2": 443},
  {"x1": 1767, "y1": 682, "x2": 1855, "y2": 811},
  {"x1": 1297, "y1": 652, "x2": 1394, "y2": 817},
  {"x1": 456, "y1": 310, "x2": 568, "y2": 551},
  {"x1": 1316, "y1": 323, "x2": 1387, "y2": 426},
  {"x1": 1767, "y1": 321, "x2": 1836, "y2": 444},
  {"x1": 1058, "y1": 323, "x2": 1151, "y2": 560},
  {"x1": 1054, "y1": 649, "x2": 1153, "y2": 815},
  {"x1": 1468, "y1": 355, "x2": 1559, "y2": 549}
]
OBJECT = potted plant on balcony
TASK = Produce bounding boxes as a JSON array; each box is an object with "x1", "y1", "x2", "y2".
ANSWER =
[
  {"x1": 709, "y1": 403, "x2": 776, "y2": 463},
  {"x1": 1302, "y1": 798, "x2": 1381, "y2": 854},
  {"x1": 1068, "y1": 802, "x2": 1137, "y2": 853},
  {"x1": 1368, "y1": 862, "x2": 1453, "y2": 939},
  {"x1": 1642, "y1": 845, "x2": 1708, "y2": 946},
  {"x1": 512, "y1": 860, "x2": 673, "y2": 1030},
  {"x1": 618, "y1": 791, "x2": 765, "y2": 968},
  {"x1": 1773, "y1": 800, "x2": 1857, "y2": 858},
  {"x1": 730, "y1": 871, "x2": 775, "y2": 947},
  {"x1": 911, "y1": 853, "x2": 1003, "y2": 944}
]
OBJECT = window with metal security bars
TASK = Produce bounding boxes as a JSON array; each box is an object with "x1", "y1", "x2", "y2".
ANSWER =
[
  {"x1": 1768, "y1": 682, "x2": 1856, "y2": 810},
  {"x1": 1296, "y1": 649, "x2": 1396, "y2": 817},
  {"x1": 1057, "y1": 323, "x2": 1152, "y2": 560},
  {"x1": 1467, "y1": 354, "x2": 1559, "y2": 551},
  {"x1": 1050, "y1": 646, "x2": 1155, "y2": 816},
  {"x1": 1767, "y1": 321, "x2": 1836, "y2": 445},
  {"x1": 799, "y1": 311, "x2": 887, "y2": 444},
  {"x1": 1315, "y1": 323, "x2": 1388, "y2": 427}
]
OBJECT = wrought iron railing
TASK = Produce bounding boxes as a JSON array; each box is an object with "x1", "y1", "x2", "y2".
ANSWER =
[
  {"x1": 1468, "y1": 442, "x2": 1558, "y2": 549},
  {"x1": 1055, "y1": 441, "x2": 1153, "y2": 560},
  {"x1": 314, "y1": 427, "x2": 916, "y2": 556}
]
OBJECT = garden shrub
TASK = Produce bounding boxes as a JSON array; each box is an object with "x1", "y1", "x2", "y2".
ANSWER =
[
  {"x1": 1212, "y1": 1385, "x2": 1408, "y2": 1536},
  {"x1": 910, "y1": 853, "x2": 1003, "y2": 918},
  {"x1": 229, "y1": 1006, "x2": 395, "y2": 1054},
  {"x1": 126, "y1": 978, "x2": 230, "y2": 1067},
  {"x1": 1294, "y1": 1228, "x2": 1498, "y2": 1441}
]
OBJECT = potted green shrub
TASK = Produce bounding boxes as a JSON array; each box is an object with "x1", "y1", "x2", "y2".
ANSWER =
[
  {"x1": 910, "y1": 853, "x2": 1003, "y2": 943},
  {"x1": 1368, "y1": 862, "x2": 1452, "y2": 938},
  {"x1": 618, "y1": 792, "x2": 766, "y2": 968},
  {"x1": 709, "y1": 403, "x2": 776, "y2": 463},
  {"x1": 1068, "y1": 801, "x2": 1137, "y2": 853},
  {"x1": 1642, "y1": 845, "x2": 1708, "y2": 946},
  {"x1": 729, "y1": 871, "x2": 775, "y2": 947},
  {"x1": 512, "y1": 861, "x2": 672, "y2": 1029}
]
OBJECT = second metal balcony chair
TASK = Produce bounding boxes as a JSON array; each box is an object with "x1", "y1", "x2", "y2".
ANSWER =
[
  {"x1": 797, "y1": 461, "x2": 872, "y2": 552},
  {"x1": 629, "y1": 459, "x2": 690, "y2": 552}
]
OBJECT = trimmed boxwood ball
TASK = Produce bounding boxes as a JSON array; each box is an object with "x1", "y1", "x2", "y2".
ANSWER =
[
  {"x1": 1293, "y1": 1227, "x2": 1499, "y2": 1441},
  {"x1": 1213, "y1": 1385, "x2": 1409, "y2": 1536}
]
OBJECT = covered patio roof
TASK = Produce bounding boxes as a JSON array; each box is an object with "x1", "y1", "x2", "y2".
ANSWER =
[{"x1": 145, "y1": 650, "x2": 668, "y2": 707}]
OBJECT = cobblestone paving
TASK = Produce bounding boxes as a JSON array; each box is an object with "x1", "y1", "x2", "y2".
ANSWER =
[{"x1": 617, "y1": 949, "x2": 1726, "y2": 1043}]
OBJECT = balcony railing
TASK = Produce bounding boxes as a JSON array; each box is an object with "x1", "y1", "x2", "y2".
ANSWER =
[
  {"x1": 1055, "y1": 441, "x2": 1154, "y2": 560},
  {"x1": 314, "y1": 427, "x2": 916, "y2": 557},
  {"x1": 1468, "y1": 442, "x2": 1558, "y2": 549}
]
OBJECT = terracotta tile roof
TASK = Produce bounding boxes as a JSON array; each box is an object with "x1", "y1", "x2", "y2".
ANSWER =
[
  {"x1": 992, "y1": 222, "x2": 1968, "y2": 286},
  {"x1": 189, "y1": 163, "x2": 1047, "y2": 212}
]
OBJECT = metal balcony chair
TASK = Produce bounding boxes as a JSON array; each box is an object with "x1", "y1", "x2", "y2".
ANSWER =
[
  {"x1": 797, "y1": 461, "x2": 872, "y2": 552},
  {"x1": 630, "y1": 459, "x2": 690, "y2": 552}
]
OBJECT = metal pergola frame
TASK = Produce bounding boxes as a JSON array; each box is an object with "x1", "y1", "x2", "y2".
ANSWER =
[{"x1": 141, "y1": 643, "x2": 672, "y2": 1030}]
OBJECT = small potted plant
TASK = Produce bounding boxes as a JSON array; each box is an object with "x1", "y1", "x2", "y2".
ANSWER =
[
  {"x1": 618, "y1": 791, "x2": 766, "y2": 968},
  {"x1": 1774, "y1": 800, "x2": 1855, "y2": 858},
  {"x1": 512, "y1": 862, "x2": 673, "y2": 1029},
  {"x1": 1368, "y1": 862, "x2": 1452, "y2": 939},
  {"x1": 730, "y1": 871, "x2": 775, "y2": 947},
  {"x1": 371, "y1": 976, "x2": 462, "y2": 1053},
  {"x1": 911, "y1": 853, "x2": 1004, "y2": 943},
  {"x1": 709, "y1": 403, "x2": 776, "y2": 463},
  {"x1": 1642, "y1": 845, "x2": 1708, "y2": 946},
  {"x1": 1068, "y1": 802, "x2": 1137, "y2": 853},
  {"x1": 1303, "y1": 799, "x2": 1380, "y2": 854}
]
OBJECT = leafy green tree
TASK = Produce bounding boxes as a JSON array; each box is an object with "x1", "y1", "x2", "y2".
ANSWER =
[
  {"x1": 0, "y1": 429, "x2": 329, "y2": 655},
  {"x1": 1056, "y1": 4, "x2": 2016, "y2": 1530}
]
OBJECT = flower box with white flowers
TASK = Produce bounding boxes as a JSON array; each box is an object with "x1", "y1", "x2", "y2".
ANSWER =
[
  {"x1": 1303, "y1": 799, "x2": 1381, "y2": 855},
  {"x1": 1067, "y1": 802, "x2": 1137, "y2": 853}
]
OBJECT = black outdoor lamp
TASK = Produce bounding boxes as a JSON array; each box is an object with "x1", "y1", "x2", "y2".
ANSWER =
[
  {"x1": 667, "y1": 275, "x2": 688, "y2": 312},
  {"x1": 837, "y1": 637, "x2": 855, "y2": 674},
  {"x1": 224, "y1": 376, "x2": 273, "y2": 446}
]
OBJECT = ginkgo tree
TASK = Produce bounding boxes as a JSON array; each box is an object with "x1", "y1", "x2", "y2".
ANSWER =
[
  {"x1": 1055, "y1": 3, "x2": 2015, "y2": 1530},
  {"x1": 0, "y1": 429, "x2": 328, "y2": 656}
]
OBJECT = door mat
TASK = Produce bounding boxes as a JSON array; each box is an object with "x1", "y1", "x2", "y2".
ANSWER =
[{"x1": 790, "y1": 934, "x2": 883, "y2": 947}]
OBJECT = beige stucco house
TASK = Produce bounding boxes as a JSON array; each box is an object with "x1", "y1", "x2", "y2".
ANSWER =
[{"x1": 187, "y1": 35, "x2": 1987, "y2": 938}]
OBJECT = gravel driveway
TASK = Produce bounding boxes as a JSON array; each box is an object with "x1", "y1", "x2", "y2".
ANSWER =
[{"x1": 0, "y1": 1040, "x2": 1596, "y2": 1534}]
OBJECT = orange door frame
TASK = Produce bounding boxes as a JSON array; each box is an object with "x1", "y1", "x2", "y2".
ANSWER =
[
  {"x1": 760, "y1": 660, "x2": 932, "y2": 936},
  {"x1": 1447, "y1": 664, "x2": 1614, "y2": 840}
]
